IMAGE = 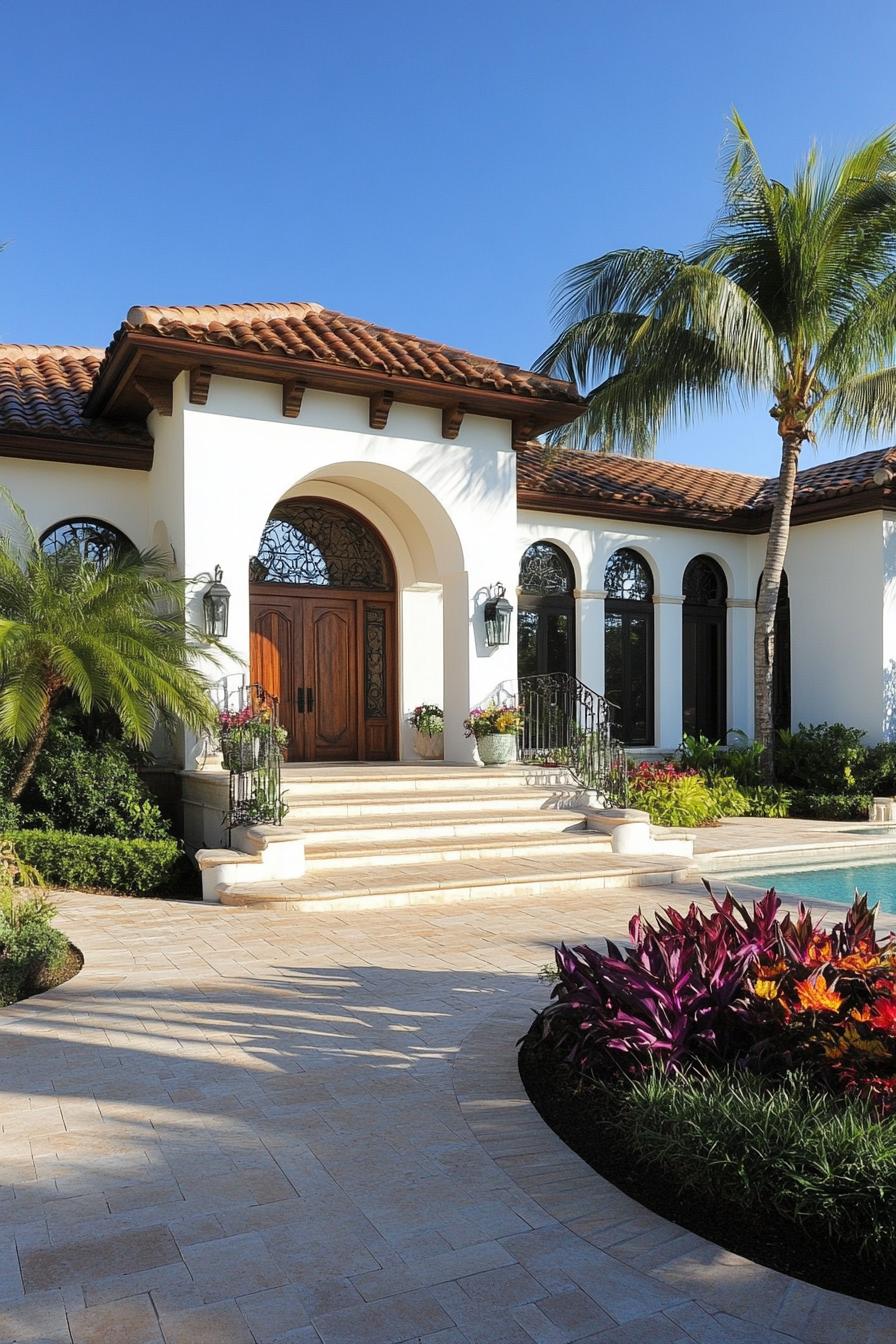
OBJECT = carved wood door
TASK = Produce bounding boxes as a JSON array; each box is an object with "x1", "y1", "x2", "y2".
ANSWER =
[{"x1": 250, "y1": 588, "x2": 395, "y2": 762}]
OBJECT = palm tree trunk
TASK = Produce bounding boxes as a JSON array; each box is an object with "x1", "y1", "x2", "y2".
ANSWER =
[
  {"x1": 9, "y1": 698, "x2": 55, "y2": 800},
  {"x1": 755, "y1": 433, "x2": 802, "y2": 780}
]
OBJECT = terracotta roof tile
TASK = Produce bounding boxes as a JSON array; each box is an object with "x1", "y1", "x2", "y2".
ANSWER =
[
  {"x1": 0, "y1": 344, "x2": 150, "y2": 447},
  {"x1": 518, "y1": 442, "x2": 896, "y2": 524},
  {"x1": 116, "y1": 301, "x2": 580, "y2": 403}
]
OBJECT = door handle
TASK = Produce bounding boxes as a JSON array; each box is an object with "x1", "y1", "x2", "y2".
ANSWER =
[
  {"x1": 306, "y1": 687, "x2": 314, "y2": 713},
  {"x1": 296, "y1": 687, "x2": 305, "y2": 713}
]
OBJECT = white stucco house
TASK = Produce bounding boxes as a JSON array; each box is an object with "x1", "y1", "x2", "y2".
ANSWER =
[{"x1": 3, "y1": 298, "x2": 896, "y2": 792}]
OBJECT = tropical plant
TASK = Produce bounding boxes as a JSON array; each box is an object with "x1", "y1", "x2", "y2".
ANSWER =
[
  {"x1": 534, "y1": 888, "x2": 896, "y2": 1113},
  {"x1": 627, "y1": 760, "x2": 718, "y2": 826},
  {"x1": 538, "y1": 115, "x2": 896, "y2": 775},
  {"x1": 464, "y1": 703, "x2": 523, "y2": 738},
  {"x1": 0, "y1": 494, "x2": 224, "y2": 798}
]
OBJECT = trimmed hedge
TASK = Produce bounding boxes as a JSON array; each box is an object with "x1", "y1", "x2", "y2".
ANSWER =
[
  {"x1": 3, "y1": 830, "x2": 189, "y2": 896},
  {"x1": 788, "y1": 790, "x2": 872, "y2": 821}
]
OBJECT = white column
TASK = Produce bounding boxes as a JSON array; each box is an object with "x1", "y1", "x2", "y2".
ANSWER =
[
  {"x1": 575, "y1": 589, "x2": 606, "y2": 693},
  {"x1": 728, "y1": 597, "x2": 755, "y2": 738},
  {"x1": 653, "y1": 594, "x2": 684, "y2": 751}
]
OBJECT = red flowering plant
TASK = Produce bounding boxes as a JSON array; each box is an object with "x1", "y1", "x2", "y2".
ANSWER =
[{"x1": 535, "y1": 887, "x2": 896, "y2": 1114}]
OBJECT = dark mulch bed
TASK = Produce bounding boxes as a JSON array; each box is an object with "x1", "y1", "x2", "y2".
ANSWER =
[
  {"x1": 519, "y1": 1032, "x2": 896, "y2": 1309},
  {"x1": 7, "y1": 942, "x2": 83, "y2": 1005}
]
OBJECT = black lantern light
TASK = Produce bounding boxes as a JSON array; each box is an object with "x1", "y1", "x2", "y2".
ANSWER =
[
  {"x1": 483, "y1": 582, "x2": 513, "y2": 647},
  {"x1": 202, "y1": 565, "x2": 231, "y2": 638}
]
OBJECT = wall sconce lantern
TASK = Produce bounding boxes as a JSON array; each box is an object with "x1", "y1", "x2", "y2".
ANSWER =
[
  {"x1": 483, "y1": 582, "x2": 513, "y2": 647},
  {"x1": 202, "y1": 565, "x2": 231, "y2": 638}
]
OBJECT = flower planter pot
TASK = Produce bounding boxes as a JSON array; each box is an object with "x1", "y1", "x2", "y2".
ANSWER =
[
  {"x1": 477, "y1": 733, "x2": 518, "y2": 766},
  {"x1": 414, "y1": 728, "x2": 444, "y2": 760}
]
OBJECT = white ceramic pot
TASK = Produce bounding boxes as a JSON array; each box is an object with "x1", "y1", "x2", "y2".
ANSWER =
[
  {"x1": 477, "y1": 734, "x2": 518, "y2": 766},
  {"x1": 414, "y1": 728, "x2": 444, "y2": 760}
]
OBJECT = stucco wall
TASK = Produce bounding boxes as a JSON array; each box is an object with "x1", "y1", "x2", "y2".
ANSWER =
[
  {"x1": 178, "y1": 375, "x2": 519, "y2": 763},
  {"x1": 785, "y1": 512, "x2": 889, "y2": 742}
]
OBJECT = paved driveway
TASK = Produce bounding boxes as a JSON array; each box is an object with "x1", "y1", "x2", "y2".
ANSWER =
[{"x1": 0, "y1": 885, "x2": 893, "y2": 1344}]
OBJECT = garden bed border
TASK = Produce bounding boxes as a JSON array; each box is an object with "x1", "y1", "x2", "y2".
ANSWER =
[{"x1": 452, "y1": 997, "x2": 896, "y2": 1344}]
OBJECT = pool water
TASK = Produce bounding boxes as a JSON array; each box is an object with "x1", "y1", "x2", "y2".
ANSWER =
[{"x1": 733, "y1": 859, "x2": 896, "y2": 912}]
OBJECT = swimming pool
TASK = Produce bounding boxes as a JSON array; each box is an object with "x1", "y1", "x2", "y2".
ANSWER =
[{"x1": 733, "y1": 858, "x2": 896, "y2": 912}]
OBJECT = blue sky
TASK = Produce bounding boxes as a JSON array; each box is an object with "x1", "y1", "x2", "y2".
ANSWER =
[{"x1": 3, "y1": 1, "x2": 895, "y2": 476}]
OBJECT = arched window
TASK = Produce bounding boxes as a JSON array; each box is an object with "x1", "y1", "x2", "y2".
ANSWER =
[
  {"x1": 682, "y1": 556, "x2": 728, "y2": 741},
  {"x1": 757, "y1": 571, "x2": 791, "y2": 732},
  {"x1": 604, "y1": 548, "x2": 654, "y2": 745},
  {"x1": 518, "y1": 542, "x2": 576, "y2": 678},
  {"x1": 250, "y1": 499, "x2": 394, "y2": 590},
  {"x1": 40, "y1": 518, "x2": 135, "y2": 567}
]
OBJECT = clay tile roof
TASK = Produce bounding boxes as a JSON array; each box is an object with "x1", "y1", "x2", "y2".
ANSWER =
[
  {"x1": 0, "y1": 344, "x2": 150, "y2": 447},
  {"x1": 117, "y1": 301, "x2": 581, "y2": 403},
  {"x1": 518, "y1": 441, "x2": 896, "y2": 525},
  {"x1": 517, "y1": 444, "x2": 766, "y2": 521}
]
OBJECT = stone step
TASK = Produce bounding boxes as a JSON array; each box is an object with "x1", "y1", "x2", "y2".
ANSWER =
[
  {"x1": 304, "y1": 828, "x2": 613, "y2": 871},
  {"x1": 218, "y1": 851, "x2": 694, "y2": 913},
  {"x1": 279, "y1": 764, "x2": 573, "y2": 797},
  {"x1": 286, "y1": 807, "x2": 592, "y2": 847},
  {"x1": 285, "y1": 787, "x2": 582, "y2": 821}
]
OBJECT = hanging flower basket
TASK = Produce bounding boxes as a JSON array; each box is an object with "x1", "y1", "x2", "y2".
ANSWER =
[{"x1": 221, "y1": 737, "x2": 258, "y2": 773}]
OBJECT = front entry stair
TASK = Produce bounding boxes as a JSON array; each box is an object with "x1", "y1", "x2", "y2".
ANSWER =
[{"x1": 196, "y1": 764, "x2": 694, "y2": 911}]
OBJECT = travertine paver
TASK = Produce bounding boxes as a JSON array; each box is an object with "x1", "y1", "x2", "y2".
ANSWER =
[{"x1": 0, "y1": 870, "x2": 893, "y2": 1343}]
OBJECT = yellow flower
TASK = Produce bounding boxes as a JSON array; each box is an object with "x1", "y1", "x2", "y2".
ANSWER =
[
  {"x1": 753, "y1": 978, "x2": 780, "y2": 1001},
  {"x1": 794, "y1": 974, "x2": 843, "y2": 1014}
]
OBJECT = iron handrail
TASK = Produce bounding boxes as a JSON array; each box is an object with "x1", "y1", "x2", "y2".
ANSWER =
[{"x1": 515, "y1": 672, "x2": 628, "y2": 807}]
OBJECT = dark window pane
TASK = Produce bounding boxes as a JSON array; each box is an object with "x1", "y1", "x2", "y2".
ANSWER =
[
  {"x1": 252, "y1": 500, "x2": 393, "y2": 589},
  {"x1": 519, "y1": 542, "x2": 574, "y2": 595},
  {"x1": 518, "y1": 610, "x2": 539, "y2": 678},
  {"x1": 605, "y1": 548, "x2": 653, "y2": 600}
]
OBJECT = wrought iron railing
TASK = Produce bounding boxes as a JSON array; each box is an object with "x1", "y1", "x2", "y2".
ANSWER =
[
  {"x1": 213, "y1": 678, "x2": 286, "y2": 836},
  {"x1": 516, "y1": 672, "x2": 628, "y2": 807}
]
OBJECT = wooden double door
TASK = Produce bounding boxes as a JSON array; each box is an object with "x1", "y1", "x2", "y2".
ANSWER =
[{"x1": 250, "y1": 586, "x2": 396, "y2": 762}]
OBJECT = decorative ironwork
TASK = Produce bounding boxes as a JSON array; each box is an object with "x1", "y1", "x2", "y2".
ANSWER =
[
  {"x1": 519, "y1": 542, "x2": 574, "y2": 596},
  {"x1": 213, "y1": 679, "x2": 286, "y2": 835},
  {"x1": 683, "y1": 556, "x2": 727, "y2": 606},
  {"x1": 251, "y1": 500, "x2": 393, "y2": 589},
  {"x1": 364, "y1": 606, "x2": 387, "y2": 718},
  {"x1": 40, "y1": 518, "x2": 135, "y2": 566},
  {"x1": 604, "y1": 548, "x2": 653, "y2": 601},
  {"x1": 516, "y1": 672, "x2": 628, "y2": 807}
]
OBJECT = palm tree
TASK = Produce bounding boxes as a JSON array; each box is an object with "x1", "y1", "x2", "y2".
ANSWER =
[
  {"x1": 537, "y1": 114, "x2": 896, "y2": 775},
  {"x1": 0, "y1": 498, "x2": 223, "y2": 798}
]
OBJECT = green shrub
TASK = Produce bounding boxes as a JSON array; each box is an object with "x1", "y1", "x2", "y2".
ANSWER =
[
  {"x1": 776, "y1": 723, "x2": 868, "y2": 793},
  {"x1": 788, "y1": 790, "x2": 871, "y2": 821},
  {"x1": 590, "y1": 1067, "x2": 896, "y2": 1267},
  {"x1": 0, "y1": 717, "x2": 171, "y2": 842},
  {"x1": 628, "y1": 764, "x2": 718, "y2": 827},
  {"x1": 743, "y1": 785, "x2": 792, "y2": 818},
  {"x1": 861, "y1": 742, "x2": 896, "y2": 796},
  {"x1": 706, "y1": 775, "x2": 749, "y2": 818},
  {"x1": 3, "y1": 830, "x2": 189, "y2": 896},
  {"x1": 0, "y1": 890, "x2": 69, "y2": 1007}
]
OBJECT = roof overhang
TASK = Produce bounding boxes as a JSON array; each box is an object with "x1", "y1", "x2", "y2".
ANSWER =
[
  {"x1": 517, "y1": 485, "x2": 895, "y2": 532},
  {"x1": 0, "y1": 429, "x2": 153, "y2": 471},
  {"x1": 85, "y1": 330, "x2": 582, "y2": 443}
]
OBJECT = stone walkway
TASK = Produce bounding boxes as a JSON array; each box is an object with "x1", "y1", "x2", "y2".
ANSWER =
[{"x1": 0, "y1": 882, "x2": 893, "y2": 1344}]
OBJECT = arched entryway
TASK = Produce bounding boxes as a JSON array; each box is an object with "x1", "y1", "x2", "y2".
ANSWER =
[
  {"x1": 682, "y1": 555, "x2": 728, "y2": 740},
  {"x1": 249, "y1": 498, "x2": 398, "y2": 761},
  {"x1": 517, "y1": 542, "x2": 576, "y2": 679}
]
